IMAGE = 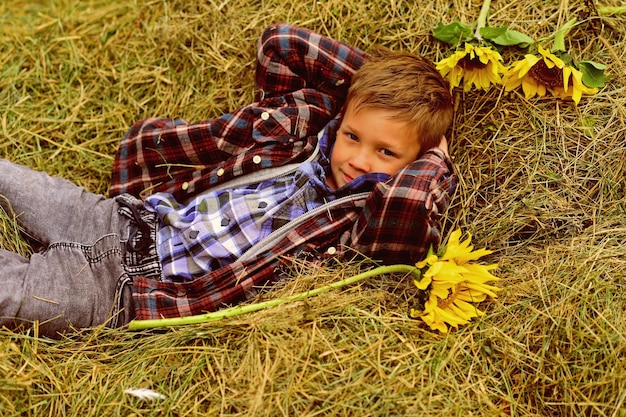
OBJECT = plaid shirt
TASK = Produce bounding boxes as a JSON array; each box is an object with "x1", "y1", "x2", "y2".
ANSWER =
[
  {"x1": 144, "y1": 161, "x2": 329, "y2": 281},
  {"x1": 109, "y1": 23, "x2": 457, "y2": 320}
]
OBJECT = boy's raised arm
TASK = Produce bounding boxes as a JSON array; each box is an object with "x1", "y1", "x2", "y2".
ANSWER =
[
  {"x1": 348, "y1": 148, "x2": 457, "y2": 265},
  {"x1": 111, "y1": 24, "x2": 369, "y2": 200},
  {"x1": 255, "y1": 23, "x2": 368, "y2": 102}
]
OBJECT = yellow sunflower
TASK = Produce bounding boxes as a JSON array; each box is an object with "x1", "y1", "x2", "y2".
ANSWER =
[
  {"x1": 503, "y1": 45, "x2": 598, "y2": 104},
  {"x1": 418, "y1": 283, "x2": 490, "y2": 334},
  {"x1": 436, "y1": 43, "x2": 506, "y2": 92},
  {"x1": 410, "y1": 230, "x2": 500, "y2": 333}
]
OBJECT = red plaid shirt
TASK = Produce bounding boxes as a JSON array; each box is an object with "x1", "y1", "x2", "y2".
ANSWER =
[{"x1": 109, "y1": 24, "x2": 457, "y2": 320}]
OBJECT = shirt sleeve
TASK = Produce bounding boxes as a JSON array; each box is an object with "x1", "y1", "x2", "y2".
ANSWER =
[
  {"x1": 255, "y1": 23, "x2": 368, "y2": 101},
  {"x1": 347, "y1": 148, "x2": 457, "y2": 265},
  {"x1": 110, "y1": 24, "x2": 369, "y2": 201}
]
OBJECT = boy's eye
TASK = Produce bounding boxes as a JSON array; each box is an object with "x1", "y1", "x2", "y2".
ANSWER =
[
  {"x1": 380, "y1": 148, "x2": 396, "y2": 157},
  {"x1": 346, "y1": 132, "x2": 358, "y2": 142}
]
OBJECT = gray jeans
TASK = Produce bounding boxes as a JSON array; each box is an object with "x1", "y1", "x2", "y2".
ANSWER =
[{"x1": 0, "y1": 159, "x2": 160, "y2": 338}]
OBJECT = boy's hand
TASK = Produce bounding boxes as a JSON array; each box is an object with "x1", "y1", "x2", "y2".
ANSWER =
[{"x1": 437, "y1": 135, "x2": 450, "y2": 158}]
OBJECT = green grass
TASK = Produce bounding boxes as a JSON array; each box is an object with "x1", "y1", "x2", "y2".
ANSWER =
[{"x1": 1, "y1": 0, "x2": 626, "y2": 415}]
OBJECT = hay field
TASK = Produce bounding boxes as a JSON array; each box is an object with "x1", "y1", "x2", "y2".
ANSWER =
[{"x1": 1, "y1": 0, "x2": 625, "y2": 415}]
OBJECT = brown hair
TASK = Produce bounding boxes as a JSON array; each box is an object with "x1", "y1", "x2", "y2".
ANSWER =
[{"x1": 346, "y1": 48, "x2": 453, "y2": 152}]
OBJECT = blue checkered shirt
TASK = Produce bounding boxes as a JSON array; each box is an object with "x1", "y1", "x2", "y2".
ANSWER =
[
  {"x1": 146, "y1": 154, "x2": 389, "y2": 281},
  {"x1": 145, "y1": 161, "x2": 330, "y2": 281}
]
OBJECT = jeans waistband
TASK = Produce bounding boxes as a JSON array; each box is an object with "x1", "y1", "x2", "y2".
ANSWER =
[{"x1": 115, "y1": 194, "x2": 162, "y2": 280}]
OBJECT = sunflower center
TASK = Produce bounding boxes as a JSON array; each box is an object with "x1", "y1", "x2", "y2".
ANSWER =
[
  {"x1": 460, "y1": 56, "x2": 487, "y2": 71},
  {"x1": 437, "y1": 293, "x2": 455, "y2": 309},
  {"x1": 528, "y1": 60, "x2": 564, "y2": 88},
  {"x1": 436, "y1": 283, "x2": 467, "y2": 309}
]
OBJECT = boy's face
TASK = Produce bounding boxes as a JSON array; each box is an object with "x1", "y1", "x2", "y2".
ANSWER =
[{"x1": 327, "y1": 103, "x2": 421, "y2": 189}]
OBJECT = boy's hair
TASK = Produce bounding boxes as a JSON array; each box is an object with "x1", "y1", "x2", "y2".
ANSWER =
[{"x1": 346, "y1": 48, "x2": 453, "y2": 153}]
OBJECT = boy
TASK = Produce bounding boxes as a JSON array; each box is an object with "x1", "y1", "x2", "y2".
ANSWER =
[{"x1": 0, "y1": 24, "x2": 455, "y2": 338}]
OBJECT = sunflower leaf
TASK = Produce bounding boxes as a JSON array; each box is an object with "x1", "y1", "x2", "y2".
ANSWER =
[
  {"x1": 433, "y1": 21, "x2": 473, "y2": 46},
  {"x1": 481, "y1": 26, "x2": 534, "y2": 47},
  {"x1": 552, "y1": 18, "x2": 577, "y2": 53},
  {"x1": 559, "y1": 52, "x2": 574, "y2": 65},
  {"x1": 479, "y1": 26, "x2": 507, "y2": 39},
  {"x1": 578, "y1": 61, "x2": 611, "y2": 88}
]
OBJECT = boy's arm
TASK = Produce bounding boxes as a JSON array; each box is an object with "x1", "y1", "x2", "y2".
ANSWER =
[
  {"x1": 110, "y1": 24, "x2": 368, "y2": 201},
  {"x1": 255, "y1": 23, "x2": 368, "y2": 101},
  {"x1": 348, "y1": 148, "x2": 457, "y2": 265}
]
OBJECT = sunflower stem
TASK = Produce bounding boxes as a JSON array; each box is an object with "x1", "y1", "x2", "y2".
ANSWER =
[
  {"x1": 128, "y1": 264, "x2": 421, "y2": 330},
  {"x1": 598, "y1": 6, "x2": 626, "y2": 15},
  {"x1": 474, "y1": 0, "x2": 492, "y2": 41}
]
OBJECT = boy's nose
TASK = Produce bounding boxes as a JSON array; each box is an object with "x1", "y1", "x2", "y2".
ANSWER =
[{"x1": 349, "y1": 151, "x2": 371, "y2": 173}]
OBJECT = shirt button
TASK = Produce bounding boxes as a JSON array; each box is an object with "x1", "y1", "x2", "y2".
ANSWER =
[
  {"x1": 216, "y1": 168, "x2": 225, "y2": 177},
  {"x1": 326, "y1": 247, "x2": 337, "y2": 256},
  {"x1": 261, "y1": 111, "x2": 270, "y2": 121},
  {"x1": 182, "y1": 182, "x2": 189, "y2": 191},
  {"x1": 221, "y1": 218, "x2": 230, "y2": 227},
  {"x1": 252, "y1": 155, "x2": 262, "y2": 164}
]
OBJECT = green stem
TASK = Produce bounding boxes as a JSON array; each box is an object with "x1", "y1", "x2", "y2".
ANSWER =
[
  {"x1": 474, "y1": 0, "x2": 492, "y2": 40},
  {"x1": 598, "y1": 6, "x2": 626, "y2": 15},
  {"x1": 128, "y1": 264, "x2": 421, "y2": 331}
]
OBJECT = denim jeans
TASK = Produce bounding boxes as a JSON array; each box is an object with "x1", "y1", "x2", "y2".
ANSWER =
[{"x1": 0, "y1": 159, "x2": 160, "y2": 338}]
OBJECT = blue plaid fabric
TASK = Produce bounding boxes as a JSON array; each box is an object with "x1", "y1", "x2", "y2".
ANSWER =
[{"x1": 145, "y1": 162, "x2": 332, "y2": 281}]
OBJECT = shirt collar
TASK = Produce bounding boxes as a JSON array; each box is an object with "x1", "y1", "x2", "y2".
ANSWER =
[{"x1": 315, "y1": 118, "x2": 390, "y2": 197}]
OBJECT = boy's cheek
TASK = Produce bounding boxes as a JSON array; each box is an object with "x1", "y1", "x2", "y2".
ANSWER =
[{"x1": 325, "y1": 168, "x2": 339, "y2": 189}]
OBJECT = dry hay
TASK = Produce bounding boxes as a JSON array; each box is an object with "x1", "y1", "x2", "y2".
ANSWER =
[{"x1": 1, "y1": 0, "x2": 626, "y2": 416}]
